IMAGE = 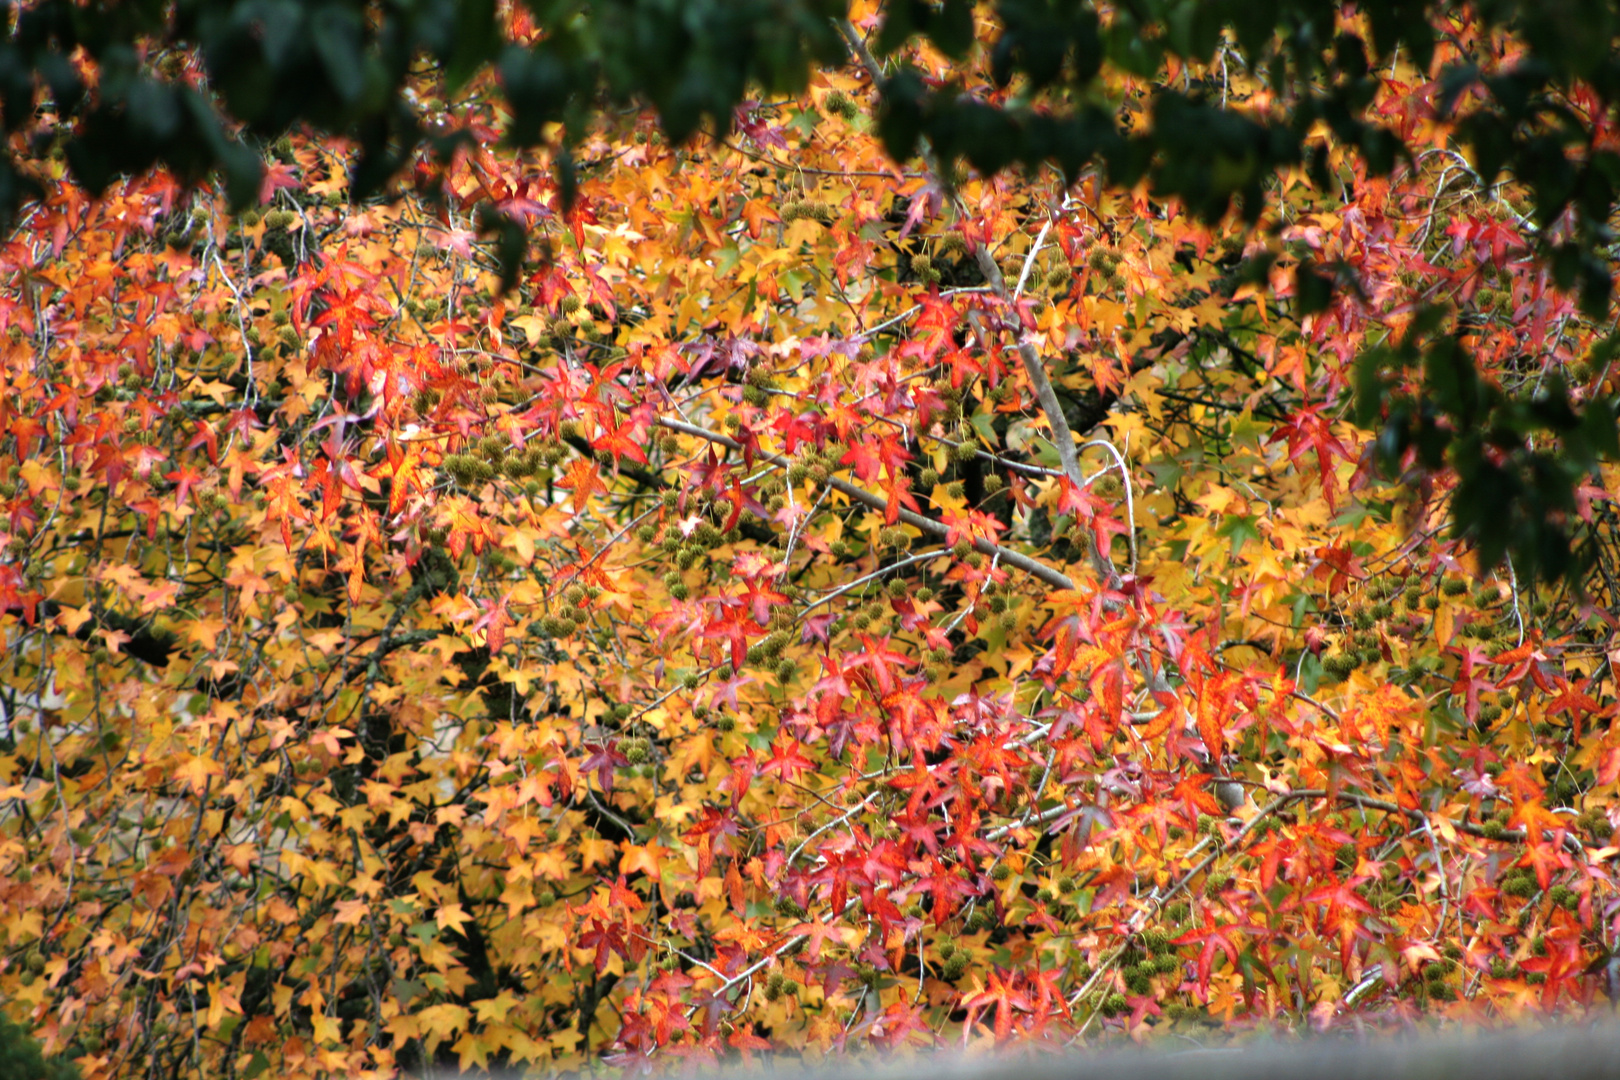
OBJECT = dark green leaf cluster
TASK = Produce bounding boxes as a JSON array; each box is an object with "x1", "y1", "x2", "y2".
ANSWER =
[
  {"x1": 0, "y1": 1014, "x2": 78, "y2": 1080},
  {"x1": 3, "y1": 0, "x2": 1617, "y2": 272},
  {"x1": 1355, "y1": 307, "x2": 1620, "y2": 585},
  {"x1": 0, "y1": 0, "x2": 845, "y2": 214}
]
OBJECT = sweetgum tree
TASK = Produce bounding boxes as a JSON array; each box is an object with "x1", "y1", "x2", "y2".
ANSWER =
[{"x1": 3, "y1": 4, "x2": 1620, "y2": 1079}]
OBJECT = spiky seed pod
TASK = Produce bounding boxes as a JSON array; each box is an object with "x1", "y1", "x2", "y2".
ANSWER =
[
  {"x1": 945, "y1": 480, "x2": 966, "y2": 499},
  {"x1": 1088, "y1": 246, "x2": 1121, "y2": 271},
  {"x1": 1442, "y1": 578, "x2": 1467, "y2": 596},
  {"x1": 824, "y1": 89, "x2": 858, "y2": 118},
  {"x1": 795, "y1": 200, "x2": 833, "y2": 225},
  {"x1": 1502, "y1": 876, "x2": 1537, "y2": 899},
  {"x1": 1047, "y1": 267, "x2": 1072, "y2": 289},
  {"x1": 990, "y1": 863, "x2": 1013, "y2": 882}
]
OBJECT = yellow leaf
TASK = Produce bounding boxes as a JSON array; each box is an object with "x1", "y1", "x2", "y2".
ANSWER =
[
  {"x1": 18, "y1": 458, "x2": 54, "y2": 494},
  {"x1": 619, "y1": 838, "x2": 667, "y2": 878},
  {"x1": 436, "y1": 902, "x2": 473, "y2": 934},
  {"x1": 54, "y1": 606, "x2": 93, "y2": 635},
  {"x1": 473, "y1": 989, "x2": 520, "y2": 1025},
  {"x1": 307, "y1": 628, "x2": 347, "y2": 654},
  {"x1": 173, "y1": 754, "x2": 224, "y2": 794},
  {"x1": 1435, "y1": 602, "x2": 1454, "y2": 647},
  {"x1": 511, "y1": 314, "x2": 551, "y2": 346},
  {"x1": 579, "y1": 835, "x2": 615, "y2": 870},
  {"x1": 506, "y1": 527, "x2": 535, "y2": 565},
  {"x1": 333, "y1": 899, "x2": 369, "y2": 925},
  {"x1": 184, "y1": 617, "x2": 226, "y2": 652}
]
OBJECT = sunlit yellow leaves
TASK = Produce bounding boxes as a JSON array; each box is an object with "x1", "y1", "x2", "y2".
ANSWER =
[
  {"x1": 53, "y1": 605, "x2": 94, "y2": 635},
  {"x1": 435, "y1": 903, "x2": 474, "y2": 934},
  {"x1": 172, "y1": 754, "x2": 224, "y2": 794},
  {"x1": 579, "y1": 835, "x2": 616, "y2": 870}
]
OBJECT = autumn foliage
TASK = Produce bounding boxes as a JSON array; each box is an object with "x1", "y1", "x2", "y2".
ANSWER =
[{"x1": 5, "y1": 4, "x2": 1620, "y2": 1079}]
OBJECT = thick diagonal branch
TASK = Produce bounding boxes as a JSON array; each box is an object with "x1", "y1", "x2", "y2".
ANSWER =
[
  {"x1": 839, "y1": 18, "x2": 1111, "y2": 582},
  {"x1": 655, "y1": 417, "x2": 1074, "y2": 591}
]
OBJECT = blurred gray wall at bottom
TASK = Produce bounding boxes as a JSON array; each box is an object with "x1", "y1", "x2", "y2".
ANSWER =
[{"x1": 431, "y1": 1022, "x2": 1620, "y2": 1080}]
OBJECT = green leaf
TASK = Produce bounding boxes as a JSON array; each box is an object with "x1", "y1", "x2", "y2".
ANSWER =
[
  {"x1": 930, "y1": 0, "x2": 974, "y2": 60},
  {"x1": 310, "y1": 8, "x2": 365, "y2": 105},
  {"x1": 446, "y1": 0, "x2": 499, "y2": 95},
  {"x1": 1216, "y1": 514, "x2": 1262, "y2": 557}
]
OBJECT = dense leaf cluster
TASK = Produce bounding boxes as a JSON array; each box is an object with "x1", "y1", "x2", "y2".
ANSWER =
[
  {"x1": 4, "y1": 5, "x2": 1620, "y2": 1079},
  {"x1": 8, "y1": 1, "x2": 1620, "y2": 580}
]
